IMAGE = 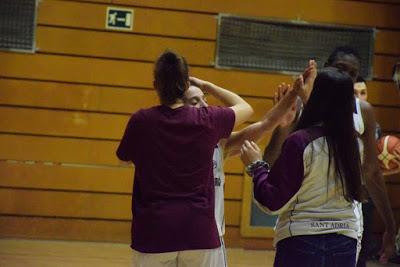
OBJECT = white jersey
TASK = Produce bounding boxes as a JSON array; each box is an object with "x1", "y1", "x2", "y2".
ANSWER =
[
  {"x1": 353, "y1": 98, "x2": 365, "y2": 136},
  {"x1": 353, "y1": 97, "x2": 365, "y2": 259},
  {"x1": 213, "y1": 144, "x2": 225, "y2": 237},
  {"x1": 271, "y1": 98, "x2": 365, "y2": 247}
]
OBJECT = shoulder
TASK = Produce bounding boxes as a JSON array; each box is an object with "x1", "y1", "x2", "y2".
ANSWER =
[
  {"x1": 285, "y1": 127, "x2": 325, "y2": 151},
  {"x1": 359, "y1": 99, "x2": 372, "y2": 110},
  {"x1": 128, "y1": 107, "x2": 156, "y2": 125},
  {"x1": 195, "y1": 106, "x2": 235, "y2": 123},
  {"x1": 358, "y1": 99, "x2": 376, "y2": 128},
  {"x1": 200, "y1": 106, "x2": 233, "y2": 115}
]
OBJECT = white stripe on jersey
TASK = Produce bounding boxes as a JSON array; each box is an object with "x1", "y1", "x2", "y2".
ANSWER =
[{"x1": 213, "y1": 144, "x2": 225, "y2": 237}]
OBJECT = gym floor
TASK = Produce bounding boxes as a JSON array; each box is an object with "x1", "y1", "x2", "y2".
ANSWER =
[{"x1": 0, "y1": 239, "x2": 396, "y2": 267}]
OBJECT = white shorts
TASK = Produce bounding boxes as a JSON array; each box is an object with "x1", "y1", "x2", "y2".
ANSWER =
[
  {"x1": 210, "y1": 237, "x2": 228, "y2": 267},
  {"x1": 132, "y1": 237, "x2": 227, "y2": 267}
]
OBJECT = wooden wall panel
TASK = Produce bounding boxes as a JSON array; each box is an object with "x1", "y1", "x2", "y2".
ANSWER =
[
  {"x1": 0, "y1": 78, "x2": 159, "y2": 113},
  {"x1": 112, "y1": 0, "x2": 400, "y2": 28},
  {"x1": 0, "y1": 134, "x2": 246, "y2": 174},
  {"x1": 367, "y1": 81, "x2": 400, "y2": 107},
  {"x1": 38, "y1": 1, "x2": 217, "y2": 40},
  {"x1": 224, "y1": 156, "x2": 244, "y2": 175},
  {"x1": 373, "y1": 55, "x2": 400, "y2": 80},
  {"x1": 0, "y1": 216, "x2": 132, "y2": 243},
  {"x1": 0, "y1": 79, "x2": 274, "y2": 124},
  {"x1": 375, "y1": 30, "x2": 400, "y2": 55},
  {"x1": 374, "y1": 106, "x2": 400, "y2": 132},
  {"x1": 0, "y1": 188, "x2": 132, "y2": 220},
  {"x1": 225, "y1": 175, "x2": 244, "y2": 200},
  {"x1": 36, "y1": 1, "x2": 400, "y2": 58},
  {"x1": 0, "y1": 162, "x2": 243, "y2": 200},
  {"x1": 0, "y1": 107, "x2": 129, "y2": 140},
  {"x1": 0, "y1": 216, "x2": 273, "y2": 248},
  {"x1": 37, "y1": 26, "x2": 215, "y2": 66},
  {"x1": 0, "y1": 52, "x2": 292, "y2": 98},
  {"x1": 0, "y1": 188, "x2": 241, "y2": 225},
  {"x1": 0, "y1": 161, "x2": 133, "y2": 193},
  {"x1": 0, "y1": 134, "x2": 120, "y2": 166},
  {"x1": 2, "y1": 78, "x2": 398, "y2": 114},
  {"x1": 0, "y1": 105, "x2": 278, "y2": 142},
  {"x1": 0, "y1": 53, "x2": 396, "y2": 103}
]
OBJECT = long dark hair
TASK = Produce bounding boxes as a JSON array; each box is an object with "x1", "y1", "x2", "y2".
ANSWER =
[
  {"x1": 154, "y1": 50, "x2": 189, "y2": 106},
  {"x1": 296, "y1": 67, "x2": 364, "y2": 202}
]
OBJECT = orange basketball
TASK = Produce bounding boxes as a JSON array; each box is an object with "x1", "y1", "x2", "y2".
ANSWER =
[{"x1": 377, "y1": 135, "x2": 400, "y2": 170}]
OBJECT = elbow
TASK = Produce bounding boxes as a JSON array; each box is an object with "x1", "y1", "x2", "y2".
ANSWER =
[
  {"x1": 248, "y1": 103, "x2": 254, "y2": 116},
  {"x1": 253, "y1": 193, "x2": 281, "y2": 215},
  {"x1": 116, "y1": 149, "x2": 129, "y2": 162},
  {"x1": 119, "y1": 160, "x2": 131, "y2": 166},
  {"x1": 245, "y1": 103, "x2": 254, "y2": 119}
]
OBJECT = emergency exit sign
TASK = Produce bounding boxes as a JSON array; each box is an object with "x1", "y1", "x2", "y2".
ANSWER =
[{"x1": 106, "y1": 7, "x2": 134, "y2": 31}]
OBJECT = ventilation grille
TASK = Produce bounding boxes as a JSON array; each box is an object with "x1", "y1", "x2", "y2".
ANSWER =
[
  {"x1": 216, "y1": 15, "x2": 374, "y2": 79},
  {"x1": 0, "y1": 0, "x2": 37, "y2": 52}
]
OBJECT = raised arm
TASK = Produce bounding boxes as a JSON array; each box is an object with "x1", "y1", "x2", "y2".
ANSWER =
[
  {"x1": 223, "y1": 83, "x2": 298, "y2": 158},
  {"x1": 359, "y1": 100, "x2": 396, "y2": 263},
  {"x1": 190, "y1": 77, "x2": 253, "y2": 128},
  {"x1": 263, "y1": 77, "x2": 305, "y2": 165},
  {"x1": 299, "y1": 60, "x2": 317, "y2": 104}
]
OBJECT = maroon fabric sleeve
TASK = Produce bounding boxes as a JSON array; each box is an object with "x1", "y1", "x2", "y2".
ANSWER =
[
  {"x1": 116, "y1": 111, "x2": 142, "y2": 163},
  {"x1": 253, "y1": 135, "x2": 306, "y2": 212},
  {"x1": 207, "y1": 106, "x2": 235, "y2": 140}
]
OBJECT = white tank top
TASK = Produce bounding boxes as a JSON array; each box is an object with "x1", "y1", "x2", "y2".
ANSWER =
[{"x1": 213, "y1": 144, "x2": 225, "y2": 236}]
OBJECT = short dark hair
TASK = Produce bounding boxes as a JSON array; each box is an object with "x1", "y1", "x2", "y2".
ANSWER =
[
  {"x1": 325, "y1": 46, "x2": 361, "y2": 81},
  {"x1": 154, "y1": 50, "x2": 189, "y2": 106},
  {"x1": 325, "y1": 46, "x2": 361, "y2": 66},
  {"x1": 356, "y1": 76, "x2": 365, "y2": 83}
]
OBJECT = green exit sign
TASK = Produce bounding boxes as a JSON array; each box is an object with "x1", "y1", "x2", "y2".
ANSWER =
[{"x1": 106, "y1": 7, "x2": 134, "y2": 31}]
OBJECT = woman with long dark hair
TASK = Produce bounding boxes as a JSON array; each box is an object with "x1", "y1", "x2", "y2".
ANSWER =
[
  {"x1": 240, "y1": 67, "x2": 364, "y2": 267},
  {"x1": 116, "y1": 50, "x2": 253, "y2": 267}
]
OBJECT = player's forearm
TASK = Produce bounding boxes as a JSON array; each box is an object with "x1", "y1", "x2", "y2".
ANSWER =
[
  {"x1": 383, "y1": 168, "x2": 400, "y2": 176},
  {"x1": 225, "y1": 121, "x2": 270, "y2": 158},
  {"x1": 263, "y1": 90, "x2": 297, "y2": 129},
  {"x1": 263, "y1": 125, "x2": 293, "y2": 165},
  {"x1": 364, "y1": 168, "x2": 396, "y2": 234},
  {"x1": 203, "y1": 82, "x2": 247, "y2": 107}
]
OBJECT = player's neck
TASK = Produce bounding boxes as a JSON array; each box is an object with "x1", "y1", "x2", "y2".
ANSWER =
[{"x1": 168, "y1": 99, "x2": 184, "y2": 109}]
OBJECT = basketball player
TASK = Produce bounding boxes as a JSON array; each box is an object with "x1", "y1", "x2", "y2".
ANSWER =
[
  {"x1": 354, "y1": 76, "x2": 368, "y2": 102},
  {"x1": 383, "y1": 62, "x2": 400, "y2": 176},
  {"x1": 263, "y1": 47, "x2": 396, "y2": 264},
  {"x1": 389, "y1": 62, "x2": 400, "y2": 264},
  {"x1": 184, "y1": 76, "x2": 299, "y2": 266},
  {"x1": 353, "y1": 75, "x2": 381, "y2": 267},
  {"x1": 354, "y1": 76, "x2": 382, "y2": 139},
  {"x1": 242, "y1": 67, "x2": 365, "y2": 267},
  {"x1": 117, "y1": 50, "x2": 253, "y2": 267}
]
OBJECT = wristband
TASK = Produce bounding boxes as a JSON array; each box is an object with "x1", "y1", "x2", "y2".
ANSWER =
[{"x1": 246, "y1": 160, "x2": 270, "y2": 177}]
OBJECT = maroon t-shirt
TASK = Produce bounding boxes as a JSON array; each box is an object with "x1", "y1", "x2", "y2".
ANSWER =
[{"x1": 116, "y1": 105, "x2": 235, "y2": 253}]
